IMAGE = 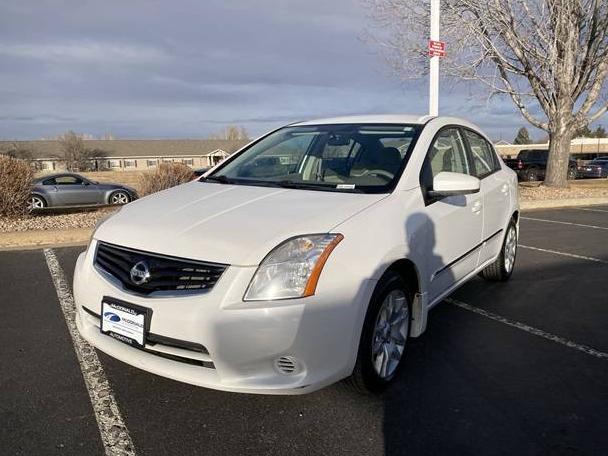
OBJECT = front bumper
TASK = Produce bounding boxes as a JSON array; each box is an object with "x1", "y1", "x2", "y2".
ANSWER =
[{"x1": 74, "y1": 242, "x2": 375, "y2": 394}]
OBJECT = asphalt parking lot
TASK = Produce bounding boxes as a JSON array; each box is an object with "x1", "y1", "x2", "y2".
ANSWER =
[{"x1": 1, "y1": 205, "x2": 607, "y2": 456}]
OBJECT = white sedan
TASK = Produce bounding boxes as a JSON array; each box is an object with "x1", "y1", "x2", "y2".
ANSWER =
[{"x1": 74, "y1": 114, "x2": 519, "y2": 394}]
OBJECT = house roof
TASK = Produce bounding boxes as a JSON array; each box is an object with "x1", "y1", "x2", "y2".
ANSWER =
[{"x1": 0, "y1": 139, "x2": 249, "y2": 159}]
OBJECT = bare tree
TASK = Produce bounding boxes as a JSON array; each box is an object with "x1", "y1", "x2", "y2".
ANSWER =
[
  {"x1": 208, "y1": 125, "x2": 250, "y2": 141},
  {"x1": 0, "y1": 141, "x2": 34, "y2": 161},
  {"x1": 58, "y1": 130, "x2": 96, "y2": 171},
  {"x1": 366, "y1": 0, "x2": 608, "y2": 187}
]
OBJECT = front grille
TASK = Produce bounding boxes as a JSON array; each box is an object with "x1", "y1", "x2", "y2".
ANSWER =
[{"x1": 95, "y1": 241, "x2": 228, "y2": 295}]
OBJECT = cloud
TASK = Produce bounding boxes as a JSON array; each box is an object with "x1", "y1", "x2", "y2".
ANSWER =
[
  {"x1": 0, "y1": 41, "x2": 168, "y2": 64},
  {"x1": 0, "y1": 0, "x2": 535, "y2": 141}
]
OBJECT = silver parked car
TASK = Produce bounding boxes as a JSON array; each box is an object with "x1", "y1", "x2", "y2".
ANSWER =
[{"x1": 30, "y1": 173, "x2": 138, "y2": 209}]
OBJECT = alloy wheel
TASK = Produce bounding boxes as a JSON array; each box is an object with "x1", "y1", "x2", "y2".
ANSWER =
[
  {"x1": 29, "y1": 196, "x2": 45, "y2": 210},
  {"x1": 371, "y1": 289, "x2": 409, "y2": 379},
  {"x1": 504, "y1": 225, "x2": 517, "y2": 273},
  {"x1": 110, "y1": 192, "x2": 129, "y2": 205}
]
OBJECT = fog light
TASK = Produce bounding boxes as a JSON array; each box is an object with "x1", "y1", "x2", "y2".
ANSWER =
[{"x1": 274, "y1": 356, "x2": 300, "y2": 375}]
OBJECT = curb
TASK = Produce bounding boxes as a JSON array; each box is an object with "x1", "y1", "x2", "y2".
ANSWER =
[
  {"x1": 0, "y1": 228, "x2": 91, "y2": 251},
  {"x1": 521, "y1": 197, "x2": 608, "y2": 211}
]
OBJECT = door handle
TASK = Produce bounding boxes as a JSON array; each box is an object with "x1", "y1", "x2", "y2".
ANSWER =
[
  {"x1": 471, "y1": 200, "x2": 482, "y2": 214},
  {"x1": 501, "y1": 183, "x2": 509, "y2": 194}
]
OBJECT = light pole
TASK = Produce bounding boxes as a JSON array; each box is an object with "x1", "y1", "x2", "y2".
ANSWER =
[{"x1": 429, "y1": 0, "x2": 440, "y2": 116}]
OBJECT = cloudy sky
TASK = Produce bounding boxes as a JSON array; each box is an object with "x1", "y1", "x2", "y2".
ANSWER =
[{"x1": 1, "y1": 0, "x2": 534, "y2": 141}]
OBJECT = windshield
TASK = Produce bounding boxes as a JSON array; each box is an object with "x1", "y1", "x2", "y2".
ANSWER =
[{"x1": 205, "y1": 124, "x2": 421, "y2": 193}]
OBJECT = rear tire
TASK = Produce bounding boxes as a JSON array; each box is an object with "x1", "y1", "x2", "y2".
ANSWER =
[
  {"x1": 525, "y1": 168, "x2": 539, "y2": 182},
  {"x1": 480, "y1": 219, "x2": 518, "y2": 282},
  {"x1": 29, "y1": 195, "x2": 46, "y2": 211},
  {"x1": 345, "y1": 271, "x2": 411, "y2": 394}
]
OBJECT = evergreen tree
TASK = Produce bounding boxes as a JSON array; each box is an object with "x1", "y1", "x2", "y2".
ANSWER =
[
  {"x1": 577, "y1": 125, "x2": 593, "y2": 137},
  {"x1": 513, "y1": 127, "x2": 532, "y2": 145},
  {"x1": 593, "y1": 125, "x2": 607, "y2": 138}
]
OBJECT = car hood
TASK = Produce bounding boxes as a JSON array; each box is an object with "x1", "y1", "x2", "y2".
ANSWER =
[{"x1": 94, "y1": 181, "x2": 387, "y2": 266}]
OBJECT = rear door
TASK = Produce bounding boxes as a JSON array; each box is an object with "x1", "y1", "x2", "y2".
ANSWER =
[
  {"x1": 462, "y1": 129, "x2": 510, "y2": 266},
  {"x1": 420, "y1": 127, "x2": 484, "y2": 302}
]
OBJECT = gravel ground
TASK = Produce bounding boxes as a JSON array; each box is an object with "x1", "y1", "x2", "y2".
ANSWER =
[
  {"x1": 519, "y1": 181, "x2": 608, "y2": 200},
  {"x1": 0, "y1": 207, "x2": 118, "y2": 233}
]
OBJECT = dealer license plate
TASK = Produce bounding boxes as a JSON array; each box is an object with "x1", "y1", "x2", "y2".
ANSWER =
[{"x1": 100, "y1": 298, "x2": 151, "y2": 348}]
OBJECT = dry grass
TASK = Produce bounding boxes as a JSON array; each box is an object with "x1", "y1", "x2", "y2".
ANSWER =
[
  {"x1": 0, "y1": 156, "x2": 33, "y2": 217},
  {"x1": 138, "y1": 163, "x2": 194, "y2": 196},
  {"x1": 519, "y1": 179, "x2": 608, "y2": 200}
]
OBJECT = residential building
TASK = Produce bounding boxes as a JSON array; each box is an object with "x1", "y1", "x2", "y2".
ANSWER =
[
  {"x1": 495, "y1": 137, "x2": 608, "y2": 161},
  {"x1": 0, "y1": 139, "x2": 249, "y2": 172}
]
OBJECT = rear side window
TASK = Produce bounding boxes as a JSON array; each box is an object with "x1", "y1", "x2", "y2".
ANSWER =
[
  {"x1": 519, "y1": 150, "x2": 546, "y2": 160},
  {"x1": 42, "y1": 178, "x2": 55, "y2": 185},
  {"x1": 464, "y1": 130, "x2": 500, "y2": 178},
  {"x1": 55, "y1": 175, "x2": 83, "y2": 185}
]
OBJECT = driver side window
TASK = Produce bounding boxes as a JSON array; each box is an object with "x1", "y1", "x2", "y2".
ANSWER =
[
  {"x1": 239, "y1": 134, "x2": 314, "y2": 178},
  {"x1": 421, "y1": 128, "x2": 469, "y2": 192}
]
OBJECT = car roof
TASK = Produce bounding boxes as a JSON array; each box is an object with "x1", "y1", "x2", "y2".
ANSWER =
[
  {"x1": 34, "y1": 172, "x2": 84, "y2": 182},
  {"x1": 291, "y1": 114, "x2": 435, "y2": 126}
]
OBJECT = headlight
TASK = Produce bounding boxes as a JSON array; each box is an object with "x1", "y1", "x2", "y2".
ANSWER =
[{"x1": 244, "y1": 234, "x2": 344, "y2": 301}]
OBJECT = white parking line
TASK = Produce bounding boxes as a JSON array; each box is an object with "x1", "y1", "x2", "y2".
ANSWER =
[
  {"x1": 521, "y1": 216, "x2": 608, "y2": 230},
  {"x1": 446, "y1": 298, "x2": 608, "y2": 361},
  {"x1": 574, "y1": 207, "x2": 608, "y2": 214},
  {"x1": 44, "y1": 249, "x2": 137, "y2": 456},
  {"x1": 519, "y1": 244, "x2": 608, "y2": 265}
]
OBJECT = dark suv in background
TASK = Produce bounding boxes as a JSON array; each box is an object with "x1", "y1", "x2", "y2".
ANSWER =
[{"x1": 504, "y1": 149, "x2": 578, "y2": 181}]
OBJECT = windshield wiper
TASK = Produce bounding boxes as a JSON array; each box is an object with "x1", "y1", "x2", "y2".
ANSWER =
[
  {"x1": 201, "y1": 175, "x2": 234, "y2": 184},
  {"x1": 276, "y1": 180, "x2": 363, "y2": 193}
]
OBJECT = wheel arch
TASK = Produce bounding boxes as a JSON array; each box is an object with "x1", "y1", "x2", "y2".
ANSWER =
[
  {"x1": 106, "y1": 189, "x2": 130, "y2": 204},
  {"x1": 381, "y1": 258, "x2": 427, "y2": 338},
  {"x1": 31, "y1": 192, "x2": 48, "y2": 204},
  {"x1": 384, "y1": 258, "x2": 421, "y2": 297}
]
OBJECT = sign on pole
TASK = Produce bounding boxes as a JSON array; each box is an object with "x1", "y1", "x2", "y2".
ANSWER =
[{"x1": 428, "y1": 40, "x2": 446, "y2": 57}]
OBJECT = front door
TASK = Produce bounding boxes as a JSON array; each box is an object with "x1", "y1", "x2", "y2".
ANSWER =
[
  {"x1": 420, "y1": 127, "x2": 484, "y2": 302},
  {"x1": 53, "y1": 175, "x2": 100, "y2": 206}
]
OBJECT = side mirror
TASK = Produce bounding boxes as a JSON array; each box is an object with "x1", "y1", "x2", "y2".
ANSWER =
[{"x1": 429, "y1": 171, "x2": 480, "y2": 198}]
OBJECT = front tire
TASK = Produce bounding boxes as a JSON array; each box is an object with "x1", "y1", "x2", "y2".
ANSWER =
[
  {"x1": 109, "y1": 191, "x2": 131, "y2": 205},
  {"x1": 345, "y1": 271, "x2": 411, "y2": 393},
  {"x1": 480, "y1": 219, "x2": 518, "y2": 282}
]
